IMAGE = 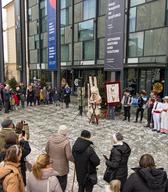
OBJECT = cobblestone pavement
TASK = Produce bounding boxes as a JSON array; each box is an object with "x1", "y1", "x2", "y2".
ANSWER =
[{"x1": 0, "y1": 104, "x2": 168, "y2": 192}]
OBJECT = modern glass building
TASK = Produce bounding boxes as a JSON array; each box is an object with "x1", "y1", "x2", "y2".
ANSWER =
[
  {"x1": 28, "y1": 0, "x2": 106, "y2": 87},
  {"x1": 126, "y1": 0, "x2": 168, "y2": 95},
  {"x1": 27, "y1": 0, "x2": 168, "y2": 95}
]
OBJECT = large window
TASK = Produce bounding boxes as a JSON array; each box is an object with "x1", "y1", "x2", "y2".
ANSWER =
[
  {"x1": 61, "y1": 45, "x2": 69, "y2": 61},
  {"x1": 83, "y1": 40, "x2": 94, "y2": 60},
  {"x1": 61, "y1": 9, "x2": 69, "y2": 27},
  {"x1": 136, "y1": 0, "x2": 165, "y2": 31},
  {"x1": 78, "y1": 20, "x2": 94, "y2": 41},
  {"x1": 131, "y1": 0, "x2": 145, "y2": 7},
  {"x1": 129, "y1": 32, "x2": 144, "y2": 57},
  {"x1": 61, "y1": 0, "x2": 71, "y2": 9},
  {"x1": 129, "y1": 7, "x2": 136, "y2": 32},
  {"x1": 144, "y1": 28, "x2": 167, "y2": 56},
  {"x1": 83, "y1": 0, "x2": 96, "y2": 20},
  {"x1": 61, "y1": 28, "x2": 65, "y2": 44}
]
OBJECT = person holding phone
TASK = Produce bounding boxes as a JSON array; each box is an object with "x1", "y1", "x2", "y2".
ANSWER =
[{"x1": 0, "y1": 131, "x2": 31, "y2": 185}]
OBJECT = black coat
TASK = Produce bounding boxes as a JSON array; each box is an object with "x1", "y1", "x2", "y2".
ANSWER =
[
  {"x1": 106, "y1": 142, "x2": 131, "y2": 180},
  {"x1": 72, "y1": 137, "x2": 100, "y2": 185},
  {"x1": 123, "y1": 167, "x2": 168, "y2": 192}
]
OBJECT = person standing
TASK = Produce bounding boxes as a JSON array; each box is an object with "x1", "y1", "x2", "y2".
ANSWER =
[
  {"x1": 134, "y1": 90, "x2": 146, "y2": 123},
  {"x1": 72, "y1": 130, "x2": 100, "y2": 192},
  {"x1": 64, "y1": 84, "x2": 71, "y2": 108},
  {"x1": 152, "y1": 96, "x2": 163, "y2": 133},
  {"x1": 104, "y1": 132, "x2": 131, "y2": 191},
  {"x1": 123, "y1": 154, "x2": 168, "y2": 192},
  {"x1": 144, "y1": 91, "x2": 156, "y2": 128},
  {"x1": 27, "y1": 154, "x2": 62, "y2": 192},
  {"x1": 0, "y1": 132, "x2": 31, "y2": 185},
  {"x1": 121, "y1": 90, "x2": 132, "y2": 122},
  {"x1": 160, "y1": 96, "x2": 168, "y2": 134},
  {"x1": 27, "y1": 85, "x2": 34, "y2": 106},
  {"x1": 0, "y1": 145, "x2": 25, "y2": 192},
  {"x1": 3, "y1": 85, "x2": 11, "y2": 113},
  {"x1": 45, "y1": 125, "x2": 74, "y2": 191},
  {"x1": 0, "y1": 118, "x2": 15, "y2": 152}
]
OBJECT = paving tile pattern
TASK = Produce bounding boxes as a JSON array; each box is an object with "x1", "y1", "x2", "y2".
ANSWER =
[{"x1": 0, "y1": 104, "x2": 167, "y2": 192}]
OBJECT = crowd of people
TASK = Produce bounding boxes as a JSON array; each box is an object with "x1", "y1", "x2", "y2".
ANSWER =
[
  {"x1": 121, "y1": 89, "x2": 168, "y2": 134},
  {"x1": 0, "y1": 118, "x2": 168, "y2": 192},
  {"x1": 0, "y1": 82, "x2": 71, "y2": 113}
]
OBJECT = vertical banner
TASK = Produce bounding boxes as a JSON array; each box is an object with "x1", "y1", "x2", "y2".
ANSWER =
[
  {"x1": 48, "y1": 0, "x2": 57, "y2": 70},
  {"x1": 104, "y1": 0, "x2": 125, "y2": 71}
]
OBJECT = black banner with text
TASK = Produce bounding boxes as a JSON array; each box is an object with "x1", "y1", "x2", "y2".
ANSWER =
[{"x1": 104, "y1": 0, "x2": 125, "y2": 71}]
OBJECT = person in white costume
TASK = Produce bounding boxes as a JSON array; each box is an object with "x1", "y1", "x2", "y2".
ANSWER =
[
  {"x1": 152, "y1": 96, "x2": 163, "y2": 133},
  {"x1": 160, "y1": 96, "x2": 168, "y2": 134}
]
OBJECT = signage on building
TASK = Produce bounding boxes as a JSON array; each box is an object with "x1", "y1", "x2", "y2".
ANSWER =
[
  {"x1": 104, "y1": 0, "x2": 125, "y2": 71},
  {"x1": 48, "y1": 0, "x2": 57, "y2": 70}
]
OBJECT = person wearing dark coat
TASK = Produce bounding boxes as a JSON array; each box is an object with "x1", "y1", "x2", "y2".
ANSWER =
[
  {"x1": 72, "y1": 130, "x2": 100, "y2": 192},
  {"x1": 64, "y1": 84, "x2": 71, "y2": 108},
  {"x1": 0, "y1": 132, "x2": 31, "y2": 186},
  {"x1": 123, "y1": 154, "x2": 168, "y2": 192},
  {"x1": 104, "y1": 132, "x2": 131, "y2": 190},
  {"x1": 134, "y1": 90, "x2": 146, "y2": 123}
]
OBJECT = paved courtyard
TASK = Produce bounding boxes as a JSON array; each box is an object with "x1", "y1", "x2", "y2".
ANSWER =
[{"x1": 0, "y1": 104, "x2": 168, "y2": 191}]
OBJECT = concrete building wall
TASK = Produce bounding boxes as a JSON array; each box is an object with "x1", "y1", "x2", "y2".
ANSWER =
[{"x1": 3, "y1": 1, "x2": 19, "y2": 81}]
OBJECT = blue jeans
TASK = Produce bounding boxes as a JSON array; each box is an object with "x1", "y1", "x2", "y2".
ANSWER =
[{"x1": 108, "y1": 106, "x2": 115, "y2": 120}]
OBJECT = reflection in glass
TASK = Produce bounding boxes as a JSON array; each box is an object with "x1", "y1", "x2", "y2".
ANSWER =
[
  {"x1": 83, "y1": 0, "x2": 96, "y2": 20},
  {"x1": 61, "y1": 28, "x2": 65, "y2": 44},
  {"x1": 129, "y1": 7, "x2": 136, "y2": 32},
  {"x1": 61, "y1": 0, "x2": 71, "y2": 9},
  {"x1": 131, "y1": 0, "x2": 145, "y2": 7},
  {"x1": 83, "y1": 40, "x2": 94, "y2": 60},
  {"x1": 61, "y1": 45, "x2": 69, "y2": 61},
  {"x1": 129, "y1": 32, "x2": 144, "y2": 57},
  {"x1": 144, "y1": 28, "x2": 167, "y2": 56},
  {"x1": 61, "y1": 9, "x2": 69, "y2": 27},
  {"x1": 78, "y1": 20, "x2": 94, "y2": 41}
]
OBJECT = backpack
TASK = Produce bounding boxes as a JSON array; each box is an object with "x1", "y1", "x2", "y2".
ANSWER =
[{"x1": 0, "y1": 170, "x2": 12, "y2": 192}]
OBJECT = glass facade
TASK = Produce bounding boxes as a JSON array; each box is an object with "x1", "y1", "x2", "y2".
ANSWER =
[
  {"x1": 27, "y1": 0, "x2": 168, "y2": 94},
  {"x1": 127, "y1": 0, "x2": 168, "y2": 95}
]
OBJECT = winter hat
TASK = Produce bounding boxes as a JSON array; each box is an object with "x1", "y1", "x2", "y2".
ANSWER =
[
  {"x1": 112, "y1": 132, "x2": 123, "y2": 143},
  {"x1": 81, "y1": 130, "x2": 91, "y2": 138},
  {"x1": 163, "y1": 96, "x2": 168, "y2": 101},
  {"x1": 58, "y1": 125, "x2": 68, "y2": 135},
  {"x1": 1, "y1": 119, "x2": 13, "y2": 128}
]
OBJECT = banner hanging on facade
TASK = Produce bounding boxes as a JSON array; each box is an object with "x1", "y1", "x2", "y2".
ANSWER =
[
  {"x1": 48, "y1": 0, "x2": 57, "y2": 70},
  {"x1": 104, "y1": 0, "x2": 125, "y2": 71}
]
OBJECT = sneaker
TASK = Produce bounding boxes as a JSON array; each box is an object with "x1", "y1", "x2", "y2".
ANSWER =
[
  {"x1": 133, "y1": 121, "x2": 138, "y2": 123},
  {"x1": 152, "y1": 129, "x2": 157, "y2": 132}
]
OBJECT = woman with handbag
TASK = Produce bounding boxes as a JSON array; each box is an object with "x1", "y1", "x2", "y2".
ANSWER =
[
  {"x1": 103, "y1": 133, "x2": 131, "y2": 191},
  {"x1": 27, "y1": 154, "x2": 62, "y2": 192}
]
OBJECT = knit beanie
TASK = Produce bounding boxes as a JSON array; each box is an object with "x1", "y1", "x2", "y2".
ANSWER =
[{"x1": 58, "y1": 125, "x2": 68, "y2": 135}]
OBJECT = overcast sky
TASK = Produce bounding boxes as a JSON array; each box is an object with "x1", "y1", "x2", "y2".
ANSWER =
[{"x1": 2, "y1": 0, "x2": 12, "y2": 7}]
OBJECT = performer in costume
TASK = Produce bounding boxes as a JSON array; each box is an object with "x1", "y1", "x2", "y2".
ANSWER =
[
  {"x1": 160, "y1": 96, "x2": 168, "y2": 134},
  {"x1": 87, "y1": 76, "x2": 102, "y2": 125},
  {"x1": 152, "y1": 96, "x2": 163, "y2": 133},
  {"x1": 121, "y1": 89, "x2": 132, "y2": 122}
]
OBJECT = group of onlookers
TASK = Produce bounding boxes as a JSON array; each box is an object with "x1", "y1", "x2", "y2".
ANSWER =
[
  {"x1": 0, "y1": 82, "x2": 71, "y2": 113},
  {"x1": 121, "y1": 89, "x2": 168, "y2": 134},
  {"x1": 0, "y1": 118, "x2": 168, "y2": 192}
]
